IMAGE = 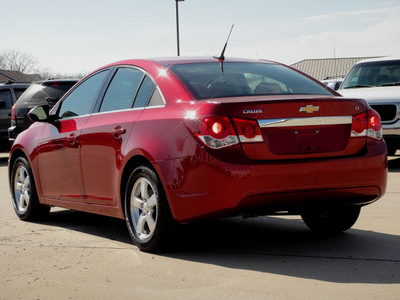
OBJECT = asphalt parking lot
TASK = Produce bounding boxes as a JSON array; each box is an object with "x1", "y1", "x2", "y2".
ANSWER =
[{"x1": 0, "y1": 151, "x2": 399, "y2": 300}]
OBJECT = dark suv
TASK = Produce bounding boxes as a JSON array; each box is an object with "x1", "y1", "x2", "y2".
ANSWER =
[
  {"x1": 8, "y1": 79, "x2": 78, "y2": 142},
  {"x1": 0, "y1": 81, "x2": 31, "y2": 147}
]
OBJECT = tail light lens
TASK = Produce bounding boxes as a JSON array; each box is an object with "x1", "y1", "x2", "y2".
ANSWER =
[
  {"x1": 185, "y1": 116, "x2": 264, "y2": 149},
  {"x1": 11, "y1": 103, "x2": 17, "y2": 121},
  {"x1": 232, "y1": 118, "x2": 264, "y2": 143},
  {"x1": 351, "y1": 109, "x2": 383, "y2": 140},
  {"x1": 185, "y1": 116, "x2": 239, "y2": 149}
]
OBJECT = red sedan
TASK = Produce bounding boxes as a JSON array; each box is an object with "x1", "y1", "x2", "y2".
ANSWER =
[{"x1": 9, "y1": 57, "x2": 387, "y2": 252}]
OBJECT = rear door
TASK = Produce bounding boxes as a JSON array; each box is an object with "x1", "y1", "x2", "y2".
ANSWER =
[
  {"x1": 0, "y1": 88, "x2": 13, "y2": 138},
  {"x1": 80, "y1": 67, "x2": 157, "y2": 206}
]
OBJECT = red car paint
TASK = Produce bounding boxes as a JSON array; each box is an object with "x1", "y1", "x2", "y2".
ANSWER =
[{"x1": 9, "y1": 57, "x2": 387, "y2": 224}]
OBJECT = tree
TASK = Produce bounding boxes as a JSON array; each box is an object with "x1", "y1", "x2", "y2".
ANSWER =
[
  {"x1": 35, "y1": 67, "x2": 85, "y2": 80},
  {"x1": 0, "y1": 49, "x2": 39, "y2": 73}
]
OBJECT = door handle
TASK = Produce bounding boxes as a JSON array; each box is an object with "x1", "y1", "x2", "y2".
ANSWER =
[
  {"x1": 112, "y1": 126, "x2": 126, "y2": 139},
  {"x1": 67, "y1": 133, "x2": 79, "y2": 146}
]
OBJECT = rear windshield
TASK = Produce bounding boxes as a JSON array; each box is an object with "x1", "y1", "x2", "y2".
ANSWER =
[
  {"x1": 18, "y1": 82, "x2": 76, "y2": 104},
  {"x1": 169, "y1": 62, "x2": 334, "y2": 100},
  {"x1": 341, "y1": 60, "x2": 400, "y2": 89}
]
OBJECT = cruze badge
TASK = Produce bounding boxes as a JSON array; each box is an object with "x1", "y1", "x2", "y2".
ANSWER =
[
  {"x1": 299, "y1": 105, "x2": 320, "y2": 114},
  {"x1": 243, "y1": 109, "x2": 263, "y2": 114}
]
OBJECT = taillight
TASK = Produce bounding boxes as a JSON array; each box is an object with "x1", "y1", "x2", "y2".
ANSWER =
[
  {"x1": 11, "y1": 103, "x2": 17, "y2": 121},
  {"x1": 232, "y1": 118, "x2": 264, "y2": 143},
  {"x1": 185, "y1": 116, "x2": 264, "y2": 149},
  {"x1": 185, "y1": 116, "x2": 239, "y2": 149},
  {"x1": 368, "y1": 109, "x2": 381, "y2": 132},
  {"x1": 351, "y1": 109, "x2": 383, "y2": 140}
]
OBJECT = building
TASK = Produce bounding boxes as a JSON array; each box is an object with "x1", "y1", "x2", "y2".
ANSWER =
[
  {"x1": 0, "y1": 69, "x2": 39, "y2": 83},
  {"x1": 290, "y1": 57, "x2": 380, "y2": 81}
]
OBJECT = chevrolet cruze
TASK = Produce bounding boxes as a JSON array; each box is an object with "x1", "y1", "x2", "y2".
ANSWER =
[{"x1": 9, "y1": 57, "x2": 387, "y2": 252}]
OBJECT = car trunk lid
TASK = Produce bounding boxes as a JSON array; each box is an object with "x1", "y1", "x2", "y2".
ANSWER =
[{"x1": 219, "y1": 95, "x2": 368, "y2": 160}]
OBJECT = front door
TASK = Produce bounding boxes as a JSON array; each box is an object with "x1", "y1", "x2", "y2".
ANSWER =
[
  {"x1": 37, "y1": 117, "x2": 89, "y2": 201},
  {"x1": 36, "y1": 69, "x2": 110, "y2": 202}
]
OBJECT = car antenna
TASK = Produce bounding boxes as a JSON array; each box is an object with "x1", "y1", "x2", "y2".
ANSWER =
[
  {"x1": 213, "y1": 24, "x2": 234, "y2": 77},
  {"x1": 214, "y1": 24, "x2": 234, "y2": 63}
]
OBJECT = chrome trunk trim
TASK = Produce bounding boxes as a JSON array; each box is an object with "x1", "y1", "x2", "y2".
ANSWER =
[{"x1": 258, "y1": 116, "x2": 352, "y2": 128}]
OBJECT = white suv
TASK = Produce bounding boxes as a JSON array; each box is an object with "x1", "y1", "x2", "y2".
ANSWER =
[{"x1": 339, "y1": 56, "x2": 400, "y2": 155}]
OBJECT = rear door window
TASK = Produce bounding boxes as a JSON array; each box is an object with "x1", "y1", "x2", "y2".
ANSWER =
[
  {"x1": 0, "y1": 89, "x2": 13, "y2": 109},
  {"x1": 99, "y1": 68, "x2": 144, "y2": 113},
  {"x1": 133, "y1": 76, "x2": 155, "y2": 108}
]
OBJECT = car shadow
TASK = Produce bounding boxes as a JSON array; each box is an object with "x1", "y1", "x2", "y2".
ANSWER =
[
  {"x1": 0, "y1": 156, "x2": 8, "y2": 167},
  {"x1": 43, "y1": 209, "x2": 132, "y2": 244},
  {"x1": 40, "y1": 209, "x2": 399, "y2": 285},
  {"x1": 388, "y1": 155, "x2": 400, "y2": 172}
]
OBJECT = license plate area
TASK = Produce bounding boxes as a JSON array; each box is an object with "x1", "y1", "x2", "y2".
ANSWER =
[{"x1": 264, "y1": 125, "x2": 349, "y2": 155}]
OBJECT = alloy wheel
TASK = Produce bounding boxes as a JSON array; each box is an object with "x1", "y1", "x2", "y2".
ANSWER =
[
  {"x1": 130, "y1": 177, "x2": 158, "y2": 241},
  {"x1": 13, "y1": 164, "x2": 31, "y2": 214}
]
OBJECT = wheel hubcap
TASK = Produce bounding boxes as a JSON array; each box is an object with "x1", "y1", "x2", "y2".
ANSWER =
[
  {"x1": 130, "y1": 177, "x2": 158, "y2": 241},
  {"x1": 14, "y1": 165, "x2": 31, "y2": 213}
]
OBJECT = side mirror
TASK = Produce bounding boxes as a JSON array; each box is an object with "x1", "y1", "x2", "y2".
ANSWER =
[{"x1": 28, "y1": 105, "x2": 51, "y2": 122}]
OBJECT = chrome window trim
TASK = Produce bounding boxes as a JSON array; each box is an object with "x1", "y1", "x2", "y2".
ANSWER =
[
  {"x1": 258, "y1": 116, "x2": 352, "y2": 128},
  {"x1": 90, "y1": 103, "x2": 166, "y2": 116},
  {"x1": 144, "y1": 104, "x2": 166, "y2": 110},
  {"x1": 91, "y1": 106, "x2": 146, "y2": 116}
]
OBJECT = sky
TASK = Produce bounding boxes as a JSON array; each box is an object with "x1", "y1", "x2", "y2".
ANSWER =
[{"x1": 2, "y1": 0, "x2": 400, "y2": 75}]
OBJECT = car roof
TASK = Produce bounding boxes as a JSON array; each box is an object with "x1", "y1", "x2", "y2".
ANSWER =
[
  {"x1": 355, "y1": 56, "x2": 400, "y2": 65},
  {"x1": 149, "y1": 57, "x2": 275, "y2": 65},
  {"x1": 104, "y1": 57, "x2": 278, "y2": 69},
  {"x1": 0, "y1": 82, "x2": 31, "y2": 87},
  {"x1": 34, "y1": 79, "x2": 80, "y2": 84}
]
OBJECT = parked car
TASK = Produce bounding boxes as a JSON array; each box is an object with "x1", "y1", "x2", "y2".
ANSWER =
[
  {"x1": 321, "y1": 76, "x2": 344, "y2": 90},
  {"x1": 9, "y1": 57, "x2": 387, "y2": 252},
  {"x1": 339, "y1": 56, "x2": 400, "y2": 155},
  {"x1": 0, "y1": 81, "x2": 31, "y2": 147},
  {"x1": 8, "y1": 79, "x2": 79, "y2": 142}
]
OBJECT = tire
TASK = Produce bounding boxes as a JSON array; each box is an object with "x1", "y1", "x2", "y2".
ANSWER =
[
  {"x1": 301, "y1": 206, "x2": 361, "y2": 234},
  {"x1": 124, "y1": 166, "x2": 176, "y2": 252},
  {"x1": 11, "y1": 156, "x2": 50, "y2": 221}
]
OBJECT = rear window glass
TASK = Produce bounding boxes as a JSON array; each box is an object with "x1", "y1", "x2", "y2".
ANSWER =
[
  {"x1": 169, "y1": 62, "x2": 333, "y2": 100},
  {"x1": 17, "y1": 82, "x2": 76, "y2": 105},
  {"x1": 14, "y1": 88, "x2": 28, "y2": 99}
]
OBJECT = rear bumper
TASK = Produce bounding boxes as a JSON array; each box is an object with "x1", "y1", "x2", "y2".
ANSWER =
[
  {"x1": 0, "y1": 129, "x2": 11, "y2": 146},
  {"x1": 236, "y1": 186, "x2": 380, "y2": 216},
  {"x1": 157, "y1": 140, "x2": 387, "y2": 223}
]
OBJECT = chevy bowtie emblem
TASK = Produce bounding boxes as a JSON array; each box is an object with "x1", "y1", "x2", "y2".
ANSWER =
[{"x1": 299, "y1": 105, "x2": 320, "y2": 113}]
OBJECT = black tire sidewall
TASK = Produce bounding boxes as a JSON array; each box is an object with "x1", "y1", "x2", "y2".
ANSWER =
[
  {"x1": 11, "y1": 156, "x2": 48, "y2": 220},
  {"x1": 301, "y1": 206, "x2": 361, "y2": 234},
  {"x1": 124, "y1": 166, "x2": 174, "y2": 252}
]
